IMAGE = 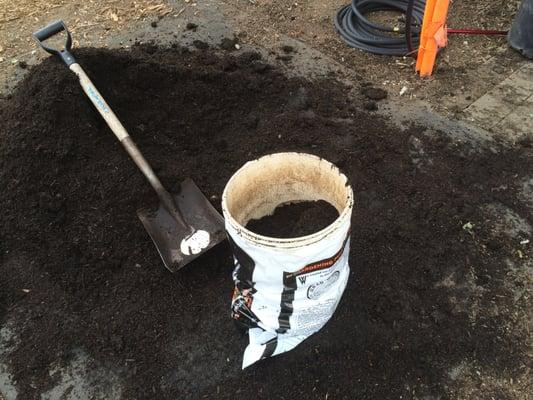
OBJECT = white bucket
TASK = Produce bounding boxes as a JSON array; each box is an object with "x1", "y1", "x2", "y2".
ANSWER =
[{"x1": 221, "y1": 152, "x2": 354, "y2": 368}]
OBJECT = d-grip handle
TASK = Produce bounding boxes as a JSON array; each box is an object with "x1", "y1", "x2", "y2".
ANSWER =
[
  {"x1": 32, "y1": 20, "x2": 76, "y2": 66},
  {"x1": 33, "y1": 20, "x2": 67, "y2": 41}
]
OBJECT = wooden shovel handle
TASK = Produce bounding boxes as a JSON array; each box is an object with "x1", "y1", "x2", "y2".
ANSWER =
[{"x1": 69, "y1": 63, "x2": 191, "y2": 231}]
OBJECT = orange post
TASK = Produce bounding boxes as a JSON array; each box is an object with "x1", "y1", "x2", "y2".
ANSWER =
[
  {"x1": 416, "y1": 0, "x2": 450, "y2": 76},
  {"x1": 416, "y1": 0, "x2": 436, "y2": 73}
]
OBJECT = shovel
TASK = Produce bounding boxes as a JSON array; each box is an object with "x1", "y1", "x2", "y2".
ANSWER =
[{"x1": 33, "y1": 20, "x2": 226, "y2": 272}]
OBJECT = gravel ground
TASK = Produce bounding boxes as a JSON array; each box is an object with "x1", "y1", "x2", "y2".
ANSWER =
[{"x1": 0, "y1": 0, "x2": 524, "y2": 111}]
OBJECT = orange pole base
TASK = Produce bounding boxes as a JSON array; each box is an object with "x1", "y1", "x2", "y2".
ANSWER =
[{"x1": 416, "y1": 0, "x2": 450, "y2": 76}]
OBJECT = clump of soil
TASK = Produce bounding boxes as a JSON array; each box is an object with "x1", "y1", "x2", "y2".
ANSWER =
[
  {"x1": 193, "y1": 39, "x2": 209, "y2": 49},
  {"x1": 281, "y1": 45, "x2": 295, "y2": 53},
  {"x1": 361, "y1": 86, "x2": 388, "y2": 101},
  {"x1": 246, "y1": 200, "x2": 339, "y2": 238},
  {"x1": 0, "y1": 44, "x2": 531, "y2": 400},
  {"x1": 364, "y1": 100, "x2": 378, "y2": 111},
  {"x1": 219, "y1": 37, "x2": 238, "y2": 51}
]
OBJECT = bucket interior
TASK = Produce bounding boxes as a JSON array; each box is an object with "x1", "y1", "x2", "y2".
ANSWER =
[{"x1": 223, "y1": 153, "x2": 352, "y2": 229}]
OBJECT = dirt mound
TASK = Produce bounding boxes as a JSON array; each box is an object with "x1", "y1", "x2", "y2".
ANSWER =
[{"x1": 0, "y1": 45, "x2": 531, "y2": 399}]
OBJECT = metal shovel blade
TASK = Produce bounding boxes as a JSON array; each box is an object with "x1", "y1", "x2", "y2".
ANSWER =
[{"x1": 137, "y1": 178, "x2": 226, "y2": 272}]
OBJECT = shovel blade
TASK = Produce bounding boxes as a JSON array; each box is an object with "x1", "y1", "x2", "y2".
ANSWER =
[{"x1": 137, "y1": 178, "x2": 226, "y2": 272}]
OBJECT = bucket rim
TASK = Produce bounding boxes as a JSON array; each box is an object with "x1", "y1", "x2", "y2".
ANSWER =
[{"x1": 221, "y1": 152, "x2": 354, "y2": 249}]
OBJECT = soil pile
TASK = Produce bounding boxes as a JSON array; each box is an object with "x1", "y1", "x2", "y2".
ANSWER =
[
  {"x1": 0, "y1": 45, "x2": 531, "y2": 399},
  {"x1": 246, "y1": 201, "x2": 339, "y2": 238}
]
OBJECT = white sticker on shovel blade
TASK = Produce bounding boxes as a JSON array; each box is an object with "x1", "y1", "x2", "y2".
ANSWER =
[{"x1": 180, "y1": 230, "x2": 210, "y2": 255}]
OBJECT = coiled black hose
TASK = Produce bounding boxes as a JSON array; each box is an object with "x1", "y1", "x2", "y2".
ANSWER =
[{"x1": 335, "y1": 0, "x2": 426, "y2": 56}]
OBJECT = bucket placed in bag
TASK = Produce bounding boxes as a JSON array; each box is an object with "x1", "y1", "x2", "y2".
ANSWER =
[{"x1": 221, "y1": 152, "x2": 354, "y2": 368}]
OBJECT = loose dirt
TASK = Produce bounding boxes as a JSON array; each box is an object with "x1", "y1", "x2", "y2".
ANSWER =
[
  {"x1": 0, "y1": 44, "x2": 531, "y2": 399},
  {"x1": 246, "y1": 201, "x2": 339, "y2": 238}
]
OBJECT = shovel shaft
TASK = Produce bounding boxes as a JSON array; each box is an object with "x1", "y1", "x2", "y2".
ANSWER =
[
  {"x1": 70, "y1": 63, "x2": 129, "y2": 140},
  {"x1": 69, "y1": 63, "x2": 191, "y2": 230}
]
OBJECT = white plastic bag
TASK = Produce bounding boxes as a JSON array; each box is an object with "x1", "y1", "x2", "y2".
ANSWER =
[{"x1": 222, "y1": 153, "x2": 353, "y2": 368}]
